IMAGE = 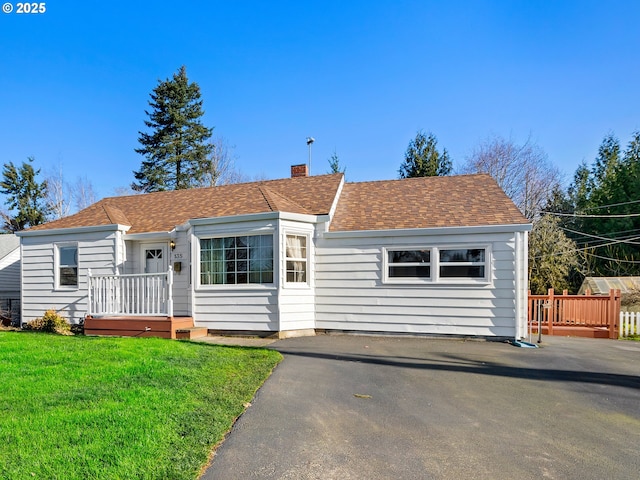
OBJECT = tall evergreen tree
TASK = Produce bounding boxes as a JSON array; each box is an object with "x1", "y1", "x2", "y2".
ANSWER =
[
  {"x1": 0, "y1": 157, "x2": 49, "y2": 232},
  {"x1": 398, "y1": 131, "x2": 452, "y2": 178},
  {"x1": 133, "y1": 66, "x2": 213, "y2": 192},
  {"x1": 559, "y1": 132, "x2": 640, "y2": 280}
]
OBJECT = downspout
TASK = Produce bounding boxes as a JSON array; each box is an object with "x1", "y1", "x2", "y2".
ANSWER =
[
  {"x1": 276, "y1": 215, "x2": 282, "y2": 334},
  {"x1": 511, "y1": 230, "x2": 537, "y2": 348},
  {"x1": 515, "y1": 231, "x2": 522, "y2": 340}
]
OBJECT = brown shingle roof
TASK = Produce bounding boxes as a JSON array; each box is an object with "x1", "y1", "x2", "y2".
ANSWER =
[
  {"x1": 28, "y1": 173, "x2": 528, "y2": 235},
  {"x1": 329, "y1": 174, "x2": 529, "y2": 231},
  {"x1": 30, "y1": 174, "x2": 343, "y2": 234}
]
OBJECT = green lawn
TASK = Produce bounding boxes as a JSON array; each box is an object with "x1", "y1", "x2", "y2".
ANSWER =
[{"x1": 0, "y1": 332, "x2": 282, "y2": 480}]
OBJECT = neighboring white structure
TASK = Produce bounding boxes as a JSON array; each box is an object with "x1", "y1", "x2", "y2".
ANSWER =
[
  {"x1": 17, "y1": 167, "x2": 531, "y2": 339},
  {"x1": 0, "y1": 234, "x2": 21, "y2": 324}
]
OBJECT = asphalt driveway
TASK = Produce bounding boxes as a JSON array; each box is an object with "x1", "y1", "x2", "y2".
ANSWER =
[{"x1": 201, "y1": 334, "x2": 640, "y2": 479}]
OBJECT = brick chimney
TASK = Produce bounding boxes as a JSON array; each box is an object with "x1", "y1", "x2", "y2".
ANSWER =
[{"x1": 291, "y1": 164, "x2": 309, "y2": 178}]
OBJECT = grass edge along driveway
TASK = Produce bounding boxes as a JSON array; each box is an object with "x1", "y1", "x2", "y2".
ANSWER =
[{"x1": 0, "y1": 332, "x2": 282, "y2": 480}]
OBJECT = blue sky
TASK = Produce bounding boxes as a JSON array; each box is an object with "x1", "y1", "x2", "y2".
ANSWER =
[{"x1": 2, "y1": 1, "x2": 640, "y2": 202}]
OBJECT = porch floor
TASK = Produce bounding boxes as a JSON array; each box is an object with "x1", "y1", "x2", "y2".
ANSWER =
[
  {"x1": 529, "y1": 325, "x2": 612, "y2": 338},
  {"x1": 84, "y1": 316, "x2": 196, "y2": 339}
]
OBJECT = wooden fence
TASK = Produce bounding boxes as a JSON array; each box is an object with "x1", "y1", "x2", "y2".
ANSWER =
[{"x1": 528, "y1": 288, "x2": 621, "y2": 339}]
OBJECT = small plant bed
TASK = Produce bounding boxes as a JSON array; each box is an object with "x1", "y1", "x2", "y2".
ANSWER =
[{"x1": 0, "y1": 332, "x2": 282, "y2": 479}]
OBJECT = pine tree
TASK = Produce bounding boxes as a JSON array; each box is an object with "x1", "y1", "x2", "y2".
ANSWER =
[
  {"x1": 0, "y1": 157, "x2": 49, "y2": 232},
  {"x1": 398, "y1": 131, "x2": 451, "y2": 178},
  {"x1": 327, "y1": 150, "x2": 346, "y2": 174},
  {"x1": 133, "y1": 66, "x2": 213, "y2": 192},
  {"x1": 560, "y1": 132, "x2": 640, "y2": 280}
]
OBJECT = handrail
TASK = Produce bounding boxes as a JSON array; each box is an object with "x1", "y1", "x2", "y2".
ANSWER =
[
  {"x1": 87, "y1": 268, "x2": 174, "y2": 317},
  {"x1": 528, "y1": 288, "x2": 621, "y2": 339}
]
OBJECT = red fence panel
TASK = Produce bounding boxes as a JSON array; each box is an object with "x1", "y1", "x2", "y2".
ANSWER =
[{"x1": 527, "y1": 289, "x2": 621, "y2": 337}]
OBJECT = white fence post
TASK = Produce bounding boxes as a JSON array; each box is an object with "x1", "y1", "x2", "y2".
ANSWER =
[
  {"x1": 619, "y1": 311, "x2": 639, "y2": 338},
  {"x1": 167, "y1": 266, "x2": 174, "y2": 318},
  {"x1": 87, "y1": 268, "x2": 93, "y2": 317}
]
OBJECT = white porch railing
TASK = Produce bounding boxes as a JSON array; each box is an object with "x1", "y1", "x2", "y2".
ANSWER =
[
  {"x1": 619, "y1": 311, "x2": 639, "y2": 338},
  {"x1": 87, "y1": 268, "x2": 174, "y2": 317}
]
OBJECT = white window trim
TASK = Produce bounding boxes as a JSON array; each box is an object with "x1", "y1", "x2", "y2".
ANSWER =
[
  {"x1": 283, "y1": 232, "x2": 311, "y2": 288},
  {"x1": 195, "y1": 231, "x2": 277, "y2": 290},
  {"x1": 55, "y1": 242, "x2": 79, "y2": 291},
  {"x1": 383, "y1": 245, "x2": 491, "y2": 285}
]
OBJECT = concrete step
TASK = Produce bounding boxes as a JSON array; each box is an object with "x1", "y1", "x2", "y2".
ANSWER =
[{"x1": 175, "y1": 326, "x2": 208, "y2": 340}]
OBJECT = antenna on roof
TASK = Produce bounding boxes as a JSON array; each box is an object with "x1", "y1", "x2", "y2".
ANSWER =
[{"x1": 306, "y1": 137, "x2": 315, "y2": 175}]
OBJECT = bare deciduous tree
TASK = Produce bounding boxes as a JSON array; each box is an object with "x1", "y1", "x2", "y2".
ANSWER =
[
  {"x1": 46, "y1": 164, "x2": 72, "y2": 220},
  {"x1": 72, "y1": 176, "x2": 97, "y2": 211},
  {"x1": 196, "y1": 136, "x2": 256, "y2": 186},
  {"x1": 459, "y1": 135, "x2": 561, "y2": 220},
  {"x1": 46, "y1": 165, "x2": 98, "y2": 217}
]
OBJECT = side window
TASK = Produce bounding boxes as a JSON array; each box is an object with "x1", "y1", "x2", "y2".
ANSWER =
[
  {"x1": 439, "y1": 248, "x2": 486, "y2": 279},
  {"x1": 384, "y1": 246, "x2": 489, "y2": 283},
  {"x1": 285, "y1": 234, "x2": 308, "y2": 283},
  {"x1": 58, "y1": 244, "x2": 78, "y2": 288},
  {"x1": 387, "y1": 250, "x2": 431, "y2": 279}
]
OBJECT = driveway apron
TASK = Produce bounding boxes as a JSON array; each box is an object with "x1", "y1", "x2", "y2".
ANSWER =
[{"x1": 201, "y1": 334, "x2": 640, "y2": 480}]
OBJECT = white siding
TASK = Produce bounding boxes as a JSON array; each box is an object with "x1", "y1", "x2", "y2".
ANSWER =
[
  {"x1": 21, "y1": 230, "x2": 119, "y2": 325},
  {"x1": 170, "y1": 230, "x2": 190, "y2": 316},
  {"x1": 315, "y1": 230, "x2": 522, "y2": 338},
  {"x1": 0, "y1": 248, "x2": 20, "y2": 296},
  {"x1": 278, "y1": 220, "x2": 316, "y2": 331},
  {"x1": 191, "y1": 219, "x2": 279, "y2": 331}
]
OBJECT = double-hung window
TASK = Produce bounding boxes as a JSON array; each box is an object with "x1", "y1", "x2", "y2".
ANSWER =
[
  {"x1": 385, "y1": 246, "x2": 488, "y2": 283},
  {"x1": 57, "y1": 244, "x2": 78, "y2": 288},
  {"x1": 285, "y1": 234, "x2": 308, "y2": 283},
  {"x1": 200, "y1": 235, "x2": 273, "y2": 285}
]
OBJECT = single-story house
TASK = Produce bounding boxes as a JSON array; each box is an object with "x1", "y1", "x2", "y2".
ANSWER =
[
  {"x1": 17, "y1": 166, "x2": 531, "y2": 339},
  {"x1": 0, "y1": 233, "x2": 21, "y2": 325}
]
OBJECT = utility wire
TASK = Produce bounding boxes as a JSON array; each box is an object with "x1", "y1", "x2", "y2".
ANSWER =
[
  {"x1": 561, "y1": 227, "x2": 640, "y2": 246},
  {"x1": 582, "y1": 198, "x2": 640, "y2": 211},
  {"x1": 581, "y1": 251, "x2": 640, "y2": 264},
  {"x1": 548, "y1": 211, "x2": 640, "y2": 218}
]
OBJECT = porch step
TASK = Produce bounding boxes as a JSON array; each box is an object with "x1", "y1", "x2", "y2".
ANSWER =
[
  {"x1": 84, "y1": 316, "x2": 194, "y2": 339},
  {"x1": 175, "y1": 327, "x2": 208, "y2": 340}
]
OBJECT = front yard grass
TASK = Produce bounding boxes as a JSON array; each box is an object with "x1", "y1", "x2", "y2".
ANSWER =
[{"x1": 0, "y1": 332, "x2": 282, "y2": 480}]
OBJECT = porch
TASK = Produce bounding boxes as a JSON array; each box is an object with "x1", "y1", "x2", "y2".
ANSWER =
[
  {"x1": 83, "y1": 315, "x2": 206, "y2": 339},
  {"x1": 528, "y1": 288, "x2": 621, "y2": 339},
  {"x1": 84, "y1": 269, "x2": 207, "y2": 339}
]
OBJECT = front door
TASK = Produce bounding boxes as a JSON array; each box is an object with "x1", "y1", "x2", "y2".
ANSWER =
[{"x1": 143, "y1": 244, "x2": 167, "y2": 273}]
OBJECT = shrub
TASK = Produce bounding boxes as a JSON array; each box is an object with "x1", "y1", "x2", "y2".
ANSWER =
[
  {"x1": 23, "y1": 310, "x2": 72, "y2": 335},
  {"x1": 622, "y1": 288, "x2": 640, "y2": 308}
]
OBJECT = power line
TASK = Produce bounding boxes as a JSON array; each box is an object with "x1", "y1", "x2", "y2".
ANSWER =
[
  {"x1": 561, "y1": 227, "x2": 640, "y2": 246},
  {"x1": 548, "y1": 211, "x2": 640, "y2": 218},
  {"x1": 582, "y1": 251, "x2": 640, "y2": 264},
  {"x1": 583, "y1": 198, "x2": 640, "y2": 211},
  {"x1": 560, "y1": 227, "x2": 640, "y2": 243}
]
